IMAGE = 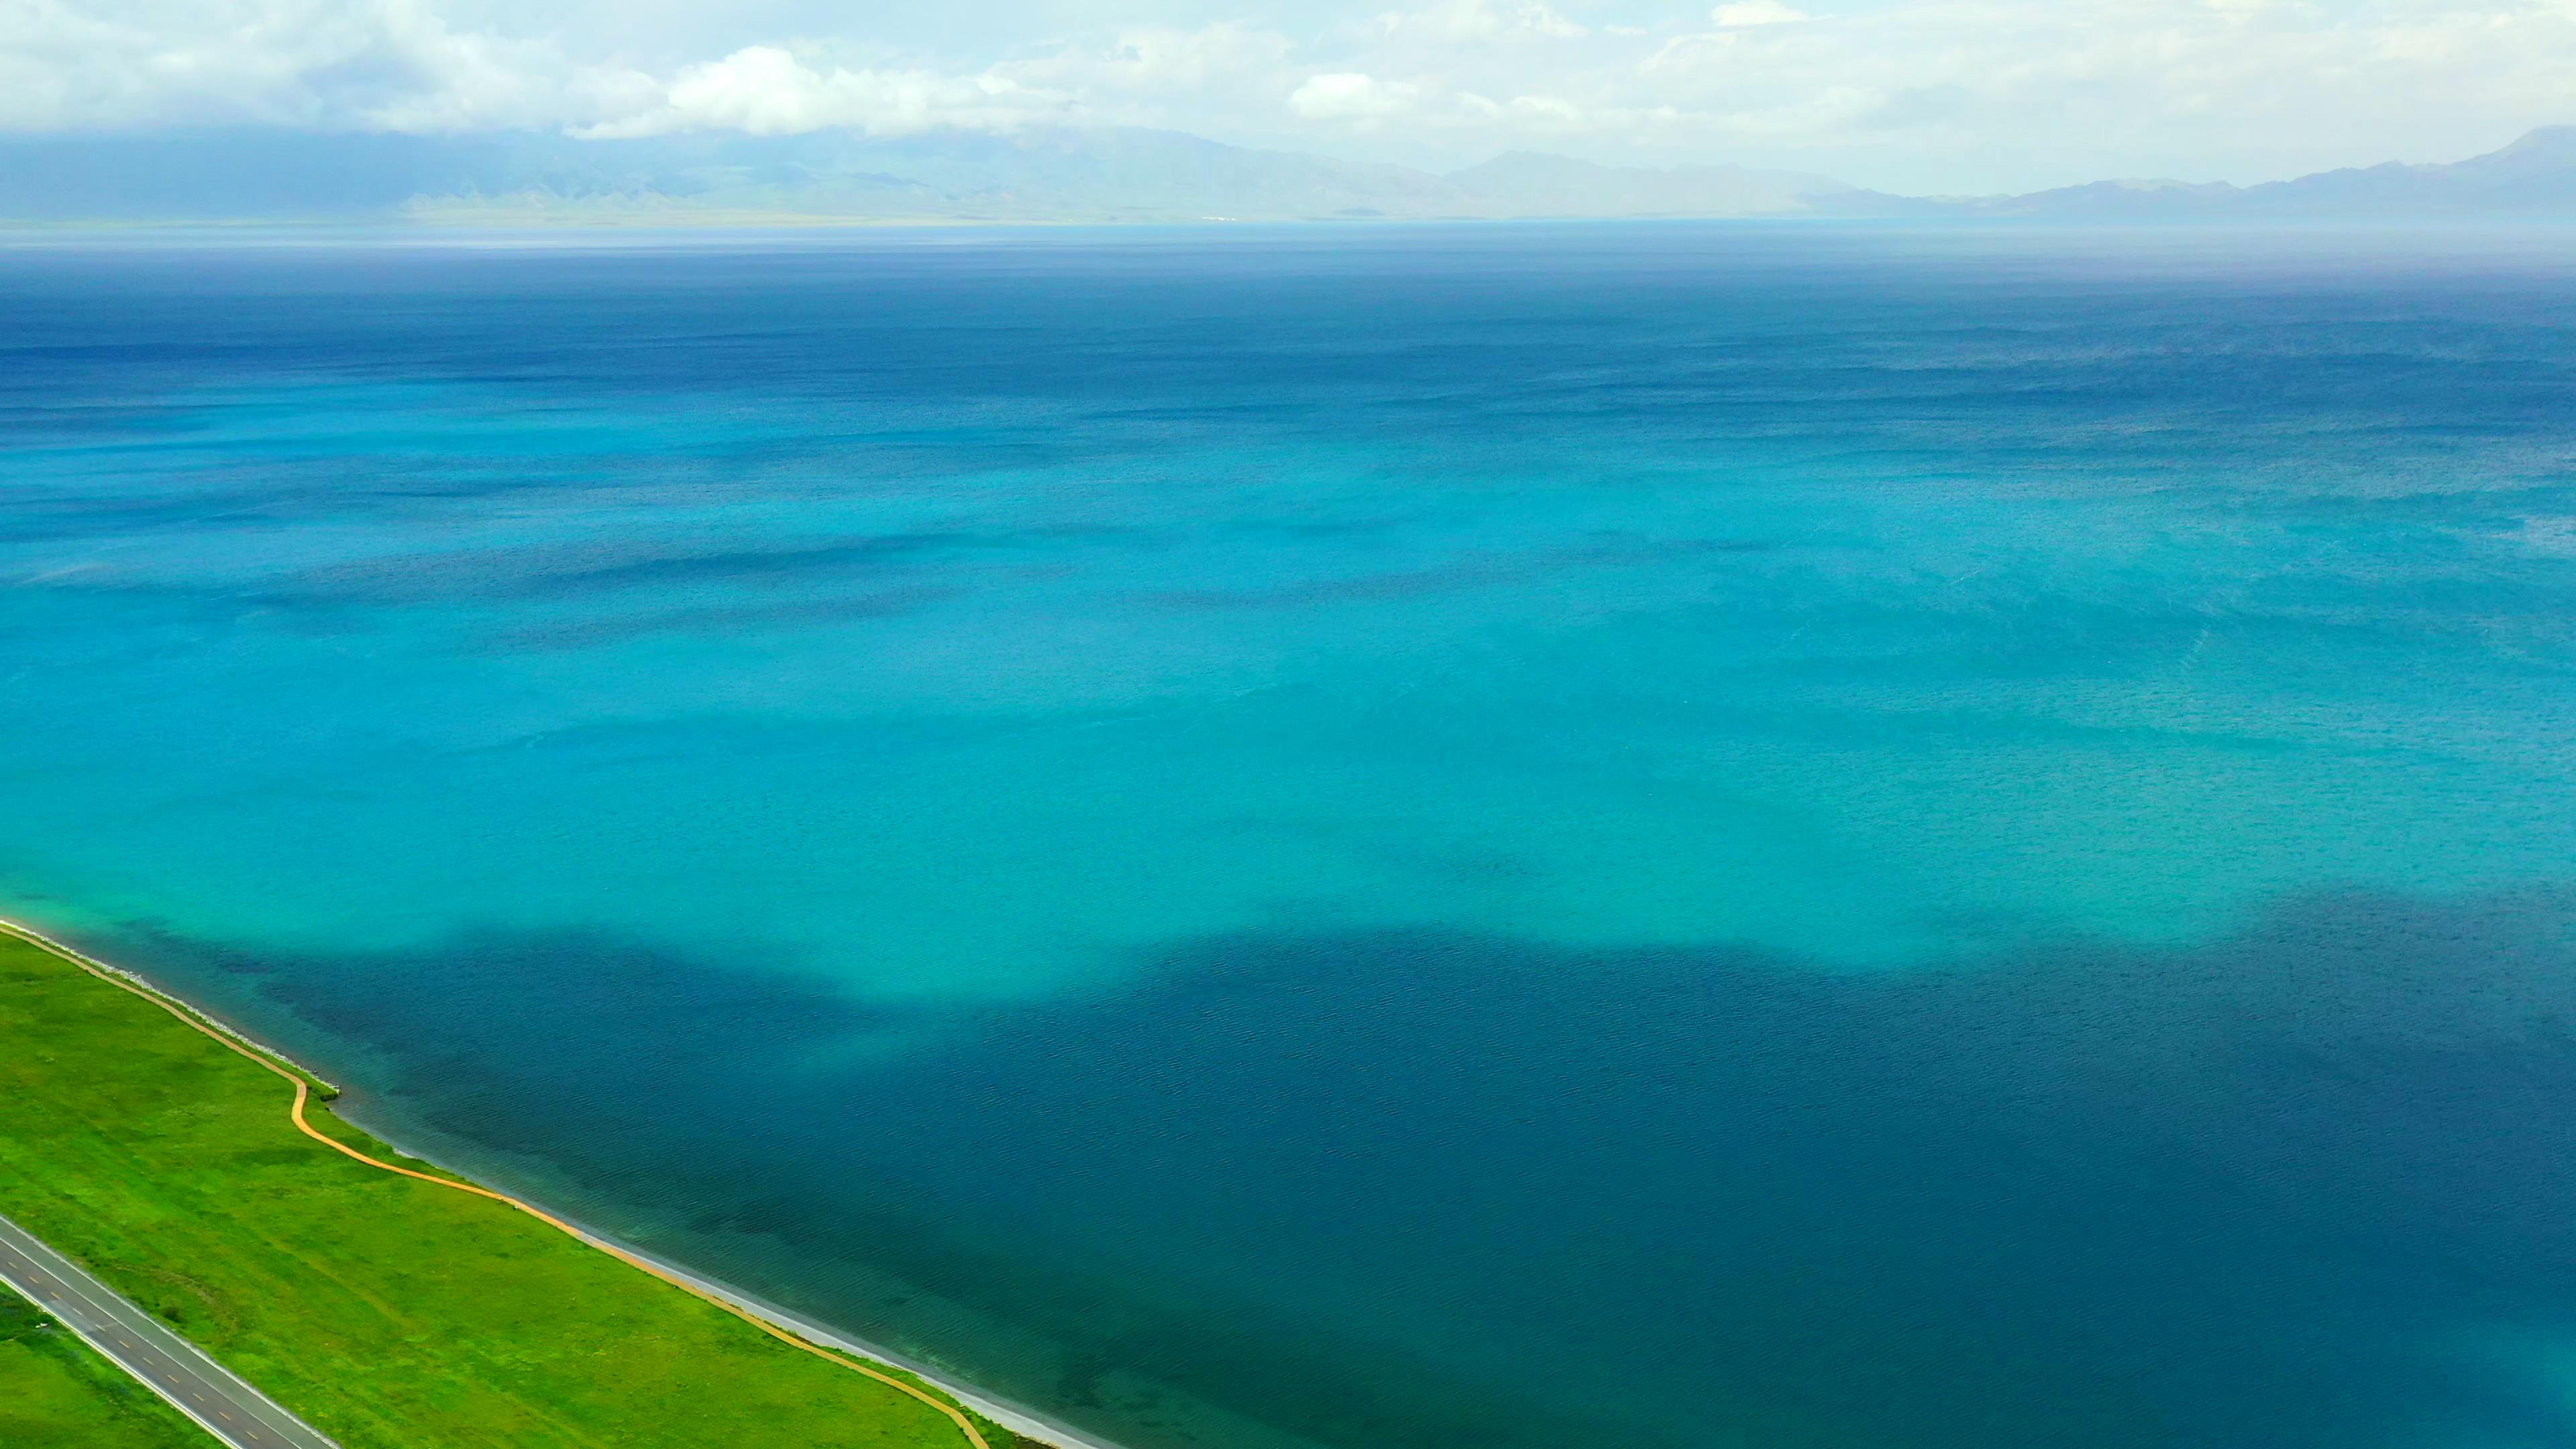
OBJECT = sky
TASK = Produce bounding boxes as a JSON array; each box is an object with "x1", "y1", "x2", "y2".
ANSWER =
[{"x1": 7, "y1": 0, "x2": 2575, "y2": 194}]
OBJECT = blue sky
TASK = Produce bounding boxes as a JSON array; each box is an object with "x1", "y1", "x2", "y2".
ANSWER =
[{"x1": 9, "y1": 1, "x2": 2573, "y2": 192}]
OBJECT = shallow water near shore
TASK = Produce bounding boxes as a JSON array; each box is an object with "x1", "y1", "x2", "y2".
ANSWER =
[{"x1": 5, "y1": 226, "x2": 2576, "y2": 1448}]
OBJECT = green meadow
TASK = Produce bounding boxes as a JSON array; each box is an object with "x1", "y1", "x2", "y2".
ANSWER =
[
  {"x1": 0, "y1": 930, "x2": 1029, "y2": 1449},
  {"x1": 0, "y1": 1289, "x2": 204, "y2": 1448}
]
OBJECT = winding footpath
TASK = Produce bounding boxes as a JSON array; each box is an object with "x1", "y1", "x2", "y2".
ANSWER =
[{"x1": 0, "y1": 918, "x2": 989, "y2": 1449}]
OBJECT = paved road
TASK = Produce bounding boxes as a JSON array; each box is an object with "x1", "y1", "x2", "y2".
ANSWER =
[{"x1": 0, "y1": 1212, "x2": 339, "y2": 1449}]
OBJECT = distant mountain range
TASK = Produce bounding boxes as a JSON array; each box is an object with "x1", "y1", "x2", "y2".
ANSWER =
[
  {"x1": 1947, "y1": 125, "x2": 2576, "y2": 219},
  {"x1": 4, "y1": 124, "x2": 2574, "y2": 225}
]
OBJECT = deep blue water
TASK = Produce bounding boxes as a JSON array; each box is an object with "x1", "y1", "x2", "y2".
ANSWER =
[{"x1": 5, "y1": 226, "x2": 2576, "y2": 1449}]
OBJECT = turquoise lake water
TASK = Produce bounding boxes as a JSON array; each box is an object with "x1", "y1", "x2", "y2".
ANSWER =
[{"x1": 5, "y1": 226, "x2": 2575, "y2": 1448}]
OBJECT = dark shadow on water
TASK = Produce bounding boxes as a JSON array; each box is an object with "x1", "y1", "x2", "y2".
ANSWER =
[{"x1": 105, "y1": 885, "x2": 2576, "y2": 1449}]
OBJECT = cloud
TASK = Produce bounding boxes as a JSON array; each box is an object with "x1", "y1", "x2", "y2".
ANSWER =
[
  {"x1": 1711, "y1": 1, "x2": 1811, "y2": 25},
  {"x1": 1507, "y1": 93, "x2": 1585, "y2": 124},
  {"x1": 579, "y1": 46, "x2": 1046, "y2": 139},
  {"x1": 1062, "y1": 23, "x2": 1295, "y2": 91},
  {"x1": 0, "y1": 0, "x2": 576, "y2": 132},
  {"x1": 997, "y1": 22, "x2": 1297, "y2": 128},
  {"x1": 1289, "y1": 70, "x2": 1420, "y2": 121},
  {"x1": 1370, "y1": 0, "x2": 1589, "y2": 42},
  {"x1": 1605, "y1": 0, "x2": 2576, "y2": 186},
  {"x1": 1, "y1": 0, "x2": 2574, "y2": 193}
]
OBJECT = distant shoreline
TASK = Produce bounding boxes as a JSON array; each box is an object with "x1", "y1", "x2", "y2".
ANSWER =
[
  {"x1": 0, "y1": 914, "x2": 1126, "y2": 1449},
  {"x1": 2, "y1": 121, "x2": 2573, "y2": 227}
]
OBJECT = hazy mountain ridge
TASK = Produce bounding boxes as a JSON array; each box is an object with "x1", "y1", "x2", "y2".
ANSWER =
[
  {"x1": 1438, "y1": 151, "x2": 1886, "y2": 218},
  {"x1": 401, "y1": 131, "x2": 1864, "y2": 221},
  {"x1": 1969, "y1": 125, "x2": 2576, "y2": 217},
  {"x1": 3, "y1": 124, "x2": 2573, "y2": 224}
]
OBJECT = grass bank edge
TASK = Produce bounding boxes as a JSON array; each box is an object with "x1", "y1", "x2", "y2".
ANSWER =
[{"x1": 0, "y1": 919, "x2": 345, "y2": 1101}]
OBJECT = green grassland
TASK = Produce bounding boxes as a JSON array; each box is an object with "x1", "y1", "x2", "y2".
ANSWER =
[
  {"x1": 0, "y1": 930, "x2": 1031, "y2": 1449},
  {"x1": 0, "y1": 1289, "x2": 206, "y2": 1448}
]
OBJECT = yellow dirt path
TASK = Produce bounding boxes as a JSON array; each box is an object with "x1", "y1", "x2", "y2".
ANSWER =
[{"x1": 0, "y1": 919, "x2": 991, "y2": 1449}]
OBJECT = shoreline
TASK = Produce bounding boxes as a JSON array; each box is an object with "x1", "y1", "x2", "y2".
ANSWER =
[{"x1": 0, "y1": 914, "x2": 1128, "y2": 1449}]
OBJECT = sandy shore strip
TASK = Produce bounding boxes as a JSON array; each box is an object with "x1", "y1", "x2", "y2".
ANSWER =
[{"x1": 0, "y1": 914, "x2": 1130, "y2": 1449}]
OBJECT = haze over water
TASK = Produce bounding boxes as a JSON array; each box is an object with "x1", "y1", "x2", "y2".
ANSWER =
[{"x1": 5, "y1": 227, "x2": 2575, "y2": 1449}]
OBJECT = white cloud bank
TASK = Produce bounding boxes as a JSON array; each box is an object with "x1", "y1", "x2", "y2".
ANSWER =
[
  {"x1": 577, "y1": 47, "x2": 1047, "y2": 139},
  {"x1": 1709, "y1": 1, "x2": 1809, "y2": 28},
  {"x1": 3, "y1": 0, "x2": 2575, "y2": 191},
  {"x1": 1368, "y1": 0, "x2": 1589, "y2": 42},
  {"x1": 1289, "y1": 71, "x2": 1417, "y2": 121}
]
